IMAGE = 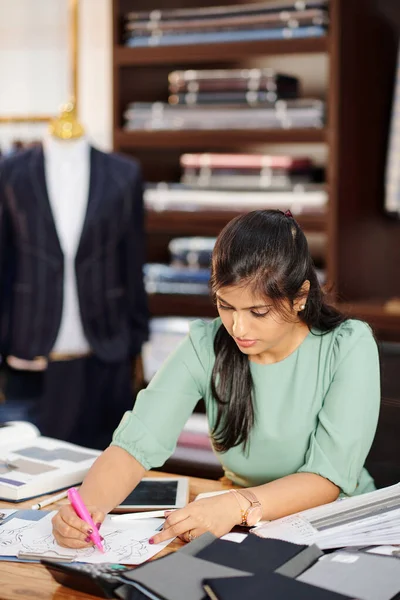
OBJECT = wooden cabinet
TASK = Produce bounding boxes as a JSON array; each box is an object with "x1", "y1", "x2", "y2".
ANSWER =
[{"x1": 112, "y1": 0, "x2": 400, "y2": 340}]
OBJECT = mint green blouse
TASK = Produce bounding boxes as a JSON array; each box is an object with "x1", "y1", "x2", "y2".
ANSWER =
[{"x1": 112, "y1": 318, "x2": 380, "y2": 496}]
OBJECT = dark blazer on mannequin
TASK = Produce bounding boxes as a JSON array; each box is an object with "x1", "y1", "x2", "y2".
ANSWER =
[{"x1": 0, "y1": 144, "x2": 149, "y2": 362}]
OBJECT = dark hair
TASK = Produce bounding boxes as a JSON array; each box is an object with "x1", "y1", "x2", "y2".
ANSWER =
[{"x1": 210, "y1": 209, "x2": 346, "y2": 453}]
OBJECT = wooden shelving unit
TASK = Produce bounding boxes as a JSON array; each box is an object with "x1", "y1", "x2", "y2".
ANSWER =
[
  {"x1": 338, "y1": 303, "x2": 400, "y2": 342},
  {"x1": 149, "y1": 294, "x2": 216, "y2": 318},
  {"x1": 113, "y1": 0, "x2": 400, "y2": 341},
  {"x1": 115, "y1": 128, "x2": 327, "y2": 149},
  {"x1": 115, "y1": 35, "x2": 329, "y2": 66},
  {"x1": 146, "y1": 209, "x2": 327, "y2": 237}
]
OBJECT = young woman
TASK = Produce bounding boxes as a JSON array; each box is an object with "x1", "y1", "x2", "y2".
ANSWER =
[{"x1": 52, "y1": 209, "x2": 380, "y2": 548}]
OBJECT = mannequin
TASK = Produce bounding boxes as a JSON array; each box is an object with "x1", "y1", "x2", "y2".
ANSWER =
[
  {"x1": 0, "y1": 103, "x2": 149, "y2": 448},
  {"x1": 42, "y1": 133, "x2": 90, "y2": 356}
]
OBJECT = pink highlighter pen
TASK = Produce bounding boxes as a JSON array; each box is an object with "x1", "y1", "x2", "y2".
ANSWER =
[{"x1": 67, "y1": 487, "x2": 104, "y2": 553}]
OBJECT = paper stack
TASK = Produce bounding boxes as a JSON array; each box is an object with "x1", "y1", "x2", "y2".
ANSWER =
[{"x1": 253, "y1": 483, "x2": 400, "y2": 549}]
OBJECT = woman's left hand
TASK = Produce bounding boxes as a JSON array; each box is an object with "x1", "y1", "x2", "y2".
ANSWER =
[{"x1": 149, "y1": 491, "x2": 241, "y2": 545}]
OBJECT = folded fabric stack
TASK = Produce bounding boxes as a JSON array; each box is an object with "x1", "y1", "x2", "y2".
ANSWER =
[
  {"x1": 124, "y1": 61, "x2": 325, "y2": 131},
  {"x1": 123, "y1": 0, "x2": 329, "y2": 48},
  {"x1": 179, "y1": 152, "x2": 321, "y2": 189},
  {"x1": 124, "y1": 97, "x2": 325, "y2": 131},
  {"x1": 144, "y1": 182, "x2": 327, "y2": 214}
]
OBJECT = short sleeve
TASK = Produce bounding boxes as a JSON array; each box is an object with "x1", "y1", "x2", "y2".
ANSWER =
[
  {"x1": 110, "y1": 319, "x2": 214, "y2": 470},
  {"x1": 298, "y1": 320, "x2": 380, "y2": 495}
]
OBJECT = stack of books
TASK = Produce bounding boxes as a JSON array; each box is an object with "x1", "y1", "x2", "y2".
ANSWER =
[{"x1": 123, "y1": 0, "x2": 329, "y2": 48}]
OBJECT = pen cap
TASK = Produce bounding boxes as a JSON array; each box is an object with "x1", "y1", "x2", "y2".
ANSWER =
[{"x1": 67, "y1": 487, "x2": 78, "y2": 502}]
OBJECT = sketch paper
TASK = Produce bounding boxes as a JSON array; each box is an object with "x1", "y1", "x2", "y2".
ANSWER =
[
  {"x1": 0, "y1": 509, "x2": 17, "y2": 523},
  {"x1": 0, "y1": 511, "x2": 171, "y2": 565}
]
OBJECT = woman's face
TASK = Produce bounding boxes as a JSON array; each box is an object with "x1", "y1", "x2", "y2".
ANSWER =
[{"x1": 216, "y1": 284, "x2": 304, "y2": 362}]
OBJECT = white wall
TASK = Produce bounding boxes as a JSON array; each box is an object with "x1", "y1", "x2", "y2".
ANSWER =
[
  {"x1": 0, "y1": 0, "x2": 112, "y2": 152},
  {"x1": 79, "y1": 0, "x2": 112, "y2": 150}
]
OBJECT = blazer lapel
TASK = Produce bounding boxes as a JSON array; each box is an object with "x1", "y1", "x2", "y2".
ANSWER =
[
  {"x1": 29, "y1": 146, "x2": 63, "y2": 259},
  {"x1": 76, "y1": 146, "x2": 106, "y2": 263}
]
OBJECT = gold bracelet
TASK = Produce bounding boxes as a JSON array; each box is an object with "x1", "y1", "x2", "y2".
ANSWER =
[{"x1": 229, "y1": 489, "x2": 250, "y2": 526}]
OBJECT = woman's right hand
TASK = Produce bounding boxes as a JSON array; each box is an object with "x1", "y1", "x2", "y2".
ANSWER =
[{"x1": 52, "y1": 504, "x2": 105, "y2": 549}]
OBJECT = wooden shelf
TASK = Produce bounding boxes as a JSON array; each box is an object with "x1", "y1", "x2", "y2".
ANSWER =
[
  {"x1": 113, "y1": 0, "x2": 400, "y2": 339},
  {"x1": 149, "y1": 293, "x2": 216, "y2": 318},
  {"x1": 146, "y1": 209, "x2": 327, "y2": 236},
  {"x1": 116, "y1": 128, "x2": 327, "y2": 149},
  {"x1": 115, "y1": 37, "x2": 329, "y2": 66},
  {"x1": 148, "y1": 298, "x2": 400, "y2": 335},
  {"x1": 339, "y1": 302, "x2": 400, "y2": 341}
]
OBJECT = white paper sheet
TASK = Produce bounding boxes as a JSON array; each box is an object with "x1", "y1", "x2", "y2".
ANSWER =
[
  {"x1": 366, "y1": 546, "x2": 400, "y2": 557},
  {"x1": 221, "y1": 532, "x2": 248, "y2": 543},
  {"x1": 253, "y1": 483, "x2": 400, "y2": 550},
  {"x1": 0, "y1": 511, "x2": 172, "y2": 564},
  {"x1": 252, "y1": 514, "x2": 319, "y2": 545},
  {"x1": 0, "y1": 509, "x2": 16, "y2": 521}
]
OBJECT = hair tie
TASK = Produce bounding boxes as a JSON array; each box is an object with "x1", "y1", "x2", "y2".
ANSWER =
[{"x1": 284, "y1": 209, "x2": 294, "y2": 219}]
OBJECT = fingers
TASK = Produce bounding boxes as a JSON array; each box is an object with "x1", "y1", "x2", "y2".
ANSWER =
[
  {"x1": 91, "y1": 510, "x2": 106, "y2": 532},
  {"x1": 179, "y1": 527, "x2": 205, "y2": 543},
  {"x1": 150, "y1": 515, "x2": 194, "y2": 544},
  {"x1": 150, "y1": 504, "x2": 208, "y2": 544},
  {"x1": 52, "y1": 507, "x2": 88, "y2": 541},
  {"x1": 52, "y1": 505, "x2": 105, "y2": 549},
  {"x1": 161, "y1": 507, "x2": 189, "y2": 531},
  {"x1": 56, "y1": 536, "x2": 95, "y2": 549}
]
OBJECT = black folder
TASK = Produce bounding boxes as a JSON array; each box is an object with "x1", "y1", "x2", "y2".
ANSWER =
[
  {"x1": 203, "y1": 572, "x2": 353, "y2": 600},
  {"x1": 196, "y1": 534, "x2": 322, "y2": 576}
]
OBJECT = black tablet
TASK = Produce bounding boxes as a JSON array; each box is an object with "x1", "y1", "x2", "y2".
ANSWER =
[{"x1": 113, "y1": 477, "x2": 189, "y2": 512}]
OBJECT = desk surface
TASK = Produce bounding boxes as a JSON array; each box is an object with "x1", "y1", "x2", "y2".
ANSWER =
[{"x1": 0, "y1": 472, "x2": 232, "y2": 600}]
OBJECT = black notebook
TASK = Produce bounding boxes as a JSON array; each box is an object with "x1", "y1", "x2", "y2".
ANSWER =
[{"x1": 203, "y1": 572, "x2": 353, "y2": 600}]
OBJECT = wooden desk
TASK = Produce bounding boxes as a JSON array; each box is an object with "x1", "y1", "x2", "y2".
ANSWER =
[{"x1": 0, "y1": 473, "x2": 232, "y2": 600}]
